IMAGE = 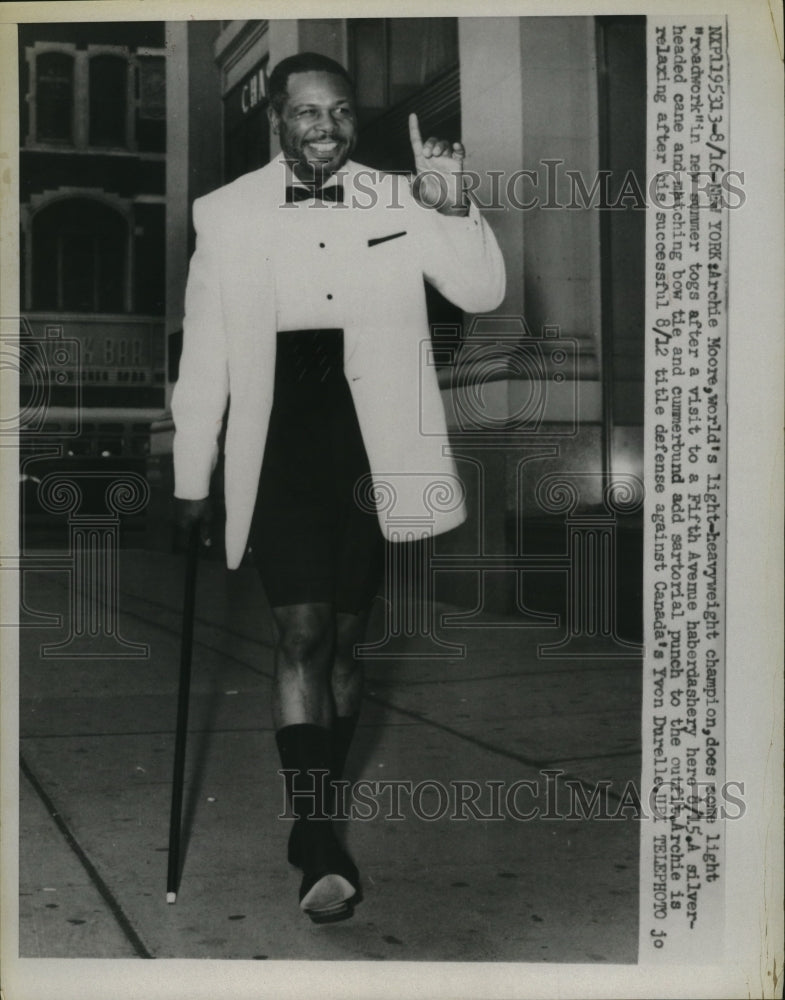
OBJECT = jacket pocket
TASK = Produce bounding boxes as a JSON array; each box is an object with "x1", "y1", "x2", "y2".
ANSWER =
[{"x1": 367, "y1": 230, "x2": 407, "y2": 247}]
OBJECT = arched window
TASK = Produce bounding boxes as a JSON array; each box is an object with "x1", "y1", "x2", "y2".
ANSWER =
[
  {"x1": 32, "y1": 198, "x2": 127, "y2": 313},
  {"x1": 89, "y1": 54, "x2": 127, "y2": 146},
  {"x1": 36, "y1": 51, "x2": 74, "y2": 143}
]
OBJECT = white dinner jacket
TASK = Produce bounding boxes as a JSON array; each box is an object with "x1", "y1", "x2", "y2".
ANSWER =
[{"x1": 172, "y1": 154, "x2": 506, "y2": 569}]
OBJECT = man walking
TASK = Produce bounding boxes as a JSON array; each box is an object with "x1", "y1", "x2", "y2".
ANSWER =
[{"x1": 172, "y1": 52, "x2": 505, "y2": 922}]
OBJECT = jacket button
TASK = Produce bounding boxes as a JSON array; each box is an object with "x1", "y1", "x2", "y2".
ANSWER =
[{"x1": 326, "y1": 293, "x2": 333, "y2": 300}]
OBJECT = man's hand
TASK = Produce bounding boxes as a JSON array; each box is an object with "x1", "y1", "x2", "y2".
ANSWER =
[
  {"x1": 408, "y1": 113, "x2": 469, "y2": 216},
  {"x1": 172, "y1": 496, "x2": 212, "y2": 553}
]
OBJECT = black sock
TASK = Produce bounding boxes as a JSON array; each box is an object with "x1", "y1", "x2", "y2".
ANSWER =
[
  {"x1": 275, "y1": 723, "x2": 356, "y2": 882},
  {"x1": 332, "y1": 713, "x2": 359, "y2": 781},
  {"x1": 275, "y1": 723, "x2": 332, "y2": 826}
]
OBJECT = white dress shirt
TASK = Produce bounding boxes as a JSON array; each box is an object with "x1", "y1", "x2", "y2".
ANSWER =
[{"x1": 274, "y1": 169, "x2": 356, "y2": 332}]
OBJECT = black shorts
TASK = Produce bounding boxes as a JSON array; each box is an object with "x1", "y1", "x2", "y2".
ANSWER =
[{"x1": 248, "y1": 329, "x2": 385, "y2": 614}]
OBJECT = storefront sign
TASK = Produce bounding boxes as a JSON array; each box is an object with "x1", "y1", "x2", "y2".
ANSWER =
[{"x1": 240, "y1": 64, "x2": 268, "y2": 114}]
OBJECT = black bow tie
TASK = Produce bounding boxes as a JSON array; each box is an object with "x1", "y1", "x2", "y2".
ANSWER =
[{"x1": 285, "y1": 184, "x2": 345, "y2": 204}]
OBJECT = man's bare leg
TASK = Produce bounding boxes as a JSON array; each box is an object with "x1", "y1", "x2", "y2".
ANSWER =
[
  {"x1": 270, "y1": 602, "x2": 334, "y2": 729},
  {"x1": 331, "y1": 608, "x2": 371, "y2": 717},
  {"x1": 329, "y1": 608, "x2": 372, "y2": 787},
  {"x1": 270, "y1": 601, "x2": 358, "y2": 921}
]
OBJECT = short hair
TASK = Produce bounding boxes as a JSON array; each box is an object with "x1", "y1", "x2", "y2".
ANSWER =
[{"x1": 268, "y1": 52, "x2": 355, "y2": 113}]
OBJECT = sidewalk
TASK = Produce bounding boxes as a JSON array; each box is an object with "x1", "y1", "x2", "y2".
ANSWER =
[{"x1": 18, "y1": 548, "x2": 641, "y2": 963}]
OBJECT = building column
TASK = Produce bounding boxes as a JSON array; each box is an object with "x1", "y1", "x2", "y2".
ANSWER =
[
  {"x1": 267, "y1": 20, "x2": 299, "y2": 158},
  {"x1": 164, "y1": 20, "x2": 189, "y2": 410},
  {"x1": 458, "y1": 17, "x2": 525, "y2": 321},
  {"x1": 444, "y1": 19, "x2": 526, "y2": 612}
]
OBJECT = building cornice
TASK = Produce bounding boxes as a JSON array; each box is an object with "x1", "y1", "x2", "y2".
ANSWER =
[{"x1": 213, "y1": 19, "x2": 269, "y2": 95}]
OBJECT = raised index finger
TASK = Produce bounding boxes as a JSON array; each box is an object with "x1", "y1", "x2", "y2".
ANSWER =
[{"x1": 408, "y1": 113, "x2": 424, "y2": 157}]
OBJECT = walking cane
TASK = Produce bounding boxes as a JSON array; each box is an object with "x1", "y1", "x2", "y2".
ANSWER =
[{"x1": 166, "y1": 521, "x2": 200, "y2": 903}]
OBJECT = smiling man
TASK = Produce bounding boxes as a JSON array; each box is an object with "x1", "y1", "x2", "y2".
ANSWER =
[
  {"x1": 172, "y1": 52, "x2": 505, "y2": 923},
  {"x1": 272, "y1": 60, "x2": 356, "y2": 182}
]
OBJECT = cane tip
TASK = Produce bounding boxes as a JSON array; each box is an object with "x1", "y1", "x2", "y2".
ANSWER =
[{"x1": 166, "y1": 891, "x2": 177, "y2": 904}]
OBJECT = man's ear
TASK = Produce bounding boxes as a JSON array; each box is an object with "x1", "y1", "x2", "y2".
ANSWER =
[{"x1": 268, "y1": 104, "x2": 280, "y2": 134}]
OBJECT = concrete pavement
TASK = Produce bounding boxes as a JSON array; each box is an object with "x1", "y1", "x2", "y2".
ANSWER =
[{"x1": 17, "y1": 547, "x2": 641, "y2": 963}]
